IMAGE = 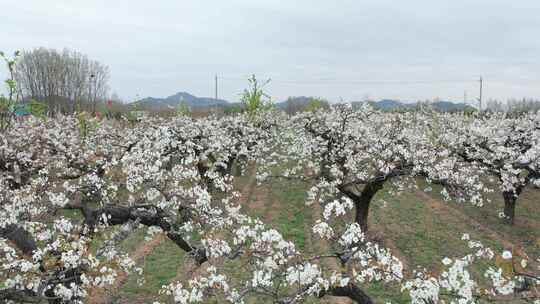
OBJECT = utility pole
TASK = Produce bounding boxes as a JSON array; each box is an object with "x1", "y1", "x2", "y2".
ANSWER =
[
  {"x1": 478, "y1": 76, "x2": 483, "y2": 111},
  {"x1": 89, "y1": 74, "x2": 95, "y2": 114},
  {"x1": 464, "y1": 91, "x2": 467, "y2": 104},
  {"x1": 214, "y1": 74, "x2": 218, "y2": 100}
]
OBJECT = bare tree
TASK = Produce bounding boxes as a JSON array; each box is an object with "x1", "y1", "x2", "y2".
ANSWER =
[
  {"x1": 507, "y1": 98, "x2": 540, "y2": 114},
  {"x1": 485, "y1": 99, "x2": 505, "y2": 112},
  {"x1": 14, "y1": 47, "x2": 110, "y2": 115}
]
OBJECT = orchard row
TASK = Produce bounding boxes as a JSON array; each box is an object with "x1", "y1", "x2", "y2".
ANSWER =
[{"x1": 0, "y1": 106, "x2": 538, "y2": 303}]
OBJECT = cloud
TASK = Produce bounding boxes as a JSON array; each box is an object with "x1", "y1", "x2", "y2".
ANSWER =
[{"x1": 1, "y1": 0, "x2": 540, "y2": 102}]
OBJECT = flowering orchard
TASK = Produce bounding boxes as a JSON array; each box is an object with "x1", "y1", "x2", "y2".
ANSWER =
[{"x1": 0, "y1": 107, "x2": 538, "y2": 304}]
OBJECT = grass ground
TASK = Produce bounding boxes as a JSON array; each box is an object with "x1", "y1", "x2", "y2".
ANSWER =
[
  {"x1": 117, "y1": 236, "x2": 185, "y2": 303},
  {"x1": 268, "y1": 178, "x2": 311, "y2": 251},
  {"x1": 83, "y1": 171, "x2": 539, "y2": 303}
]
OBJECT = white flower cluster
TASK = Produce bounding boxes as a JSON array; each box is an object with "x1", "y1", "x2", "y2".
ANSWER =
[{"x1": 0, "y1": 109, "x2": 538, "y2": 304}]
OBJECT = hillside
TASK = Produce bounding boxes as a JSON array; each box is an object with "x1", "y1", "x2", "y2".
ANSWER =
[
  {"x1": 352, "y1": 99, "x2": 474, "y2": 111},
  {"x1": 275, "y1": 96, "x2": 314, "y2": 108},
  {"x1": 130, "y1": 92, "x2": 473, "y2": 113},
  {"x1": 132, "y1": 92, "x2": 229, "y2": 111}
]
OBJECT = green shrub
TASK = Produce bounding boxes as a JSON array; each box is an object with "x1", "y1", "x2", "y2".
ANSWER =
[{"x1": 241, "y1": 74, "x2": 273, "y2": 116}]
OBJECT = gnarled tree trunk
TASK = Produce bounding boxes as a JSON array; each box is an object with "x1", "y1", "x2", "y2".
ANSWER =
[
  {"x1": 502, "y1": 184, "x2": 524, "y2": 225},
  {"x1": 322, "y1": 284, "x2": 374, "y2": 304},
  {"x1": 356, "y1": 181, "x2": 384, "y2": 233},
  {"x1": 502, "y1": 191, "x2": 517, "y2": 225},
  {"x1": 340, "y1": 180, "x2": 385, "y2": 233}
]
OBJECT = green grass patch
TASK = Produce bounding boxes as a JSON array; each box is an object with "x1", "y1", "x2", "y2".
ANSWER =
[
  {"x1": 417, "y1": 179, "x2": 540, "y2": 258},
  {"x1": 364, "y1": 282, "x2": 410, "y2": 303},
  {"x1": 371, "y1": 189, "x2": 469, "y2": 270},
  {"x1": 119, "y1": 227, "x2": 148, "y2": 253},
  {"x1": 120, "y1": 238, "x2": 185, "y2": 300},
  {"x1": 270, "y1": 178, "x2": 309, "y2": 251}
]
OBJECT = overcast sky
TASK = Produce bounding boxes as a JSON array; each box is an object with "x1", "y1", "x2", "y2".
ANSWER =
[{"x1": 2, "y1": 0, "x2": 540, "y2": 103}]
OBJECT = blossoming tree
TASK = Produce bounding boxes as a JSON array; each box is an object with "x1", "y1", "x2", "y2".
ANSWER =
[
  {"x1": 0, "y1": 109, "x2": 537, "y2": 304},
  {"x1": 440, "y1": 112, "x2": 540, "y2": 224},
  {"x1": 259, "y1": 105, "x2": 487, "y2": 232}
]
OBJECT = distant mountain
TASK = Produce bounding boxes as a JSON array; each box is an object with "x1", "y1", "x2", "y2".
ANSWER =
[
  {"x1": 352, "y1": 99, "x2": 472, "y2": 112},
  {"x1": 132, "y1": 92, "x2": 229, "y2": 110},
  {"x1": 275, "y1": 96, "x2": 314, "y2": 109},
  {"x1": 430, "y1": 101, "x2": 470, "y2": 111},
  {"x1": 372, "y1": 99, "x2": 407, "y2": 110},
  {"x1": 132, "y1": 92, "x2": 472, "y2": 113}
]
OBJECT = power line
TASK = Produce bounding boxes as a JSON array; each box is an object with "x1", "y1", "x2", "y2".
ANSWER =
[
  {"x1": 217, "y1": 75, "x2": 540, "y2": 85},
  {"x1": 215, "y1": 74, "x2": 218, "y2": 100},
  {"x1": 218, "y1": 76, "x2": 478, "y2": 85},
  {"x1": 478, "y1": 76, "x2": 483, "y2": 111}
]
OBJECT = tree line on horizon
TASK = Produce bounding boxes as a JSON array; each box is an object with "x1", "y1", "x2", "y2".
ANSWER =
[{"x1": 4, "y1": 47, "x2": 540, "y2": 118}]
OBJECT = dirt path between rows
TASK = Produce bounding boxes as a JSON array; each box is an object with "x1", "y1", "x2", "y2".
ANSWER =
[
  {"x1": 237, "y1": 166, "x2": 269, "y2": 216},
  {"x1": 416, "y1": 191, "x2": 516, "y2": 249},
  {"x1": 237, "y1": 167, "x2": 257, "y2": 205},
  {"x1": 236, "y1": 166, "x2": 346, "y2": 303},
  {"x1": 417, "y1": 190, "x2": 540, "y2": 275},
  {"x1": 372, "y1": 208, "x2": 411, "y2": 272},
  {"x1": 170, "y1": 166, "x2": 271, "y2": 296},
  {"x1": 300, "y1": 168, "x2": 351, "y2": 304}
]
